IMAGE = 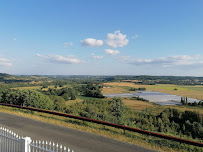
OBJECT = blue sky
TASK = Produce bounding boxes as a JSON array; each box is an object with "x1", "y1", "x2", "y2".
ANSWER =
[{"x1": 0, "y1": 0, "x2": 203, "y2": 76}]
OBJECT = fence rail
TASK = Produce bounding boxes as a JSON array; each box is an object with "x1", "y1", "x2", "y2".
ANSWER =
[
  {"x1": 0, "y1": 127, "x2": 74, "y2": 152},
  {"x1": 0, "y1": 103, "x2": 203, "y2": 148}
]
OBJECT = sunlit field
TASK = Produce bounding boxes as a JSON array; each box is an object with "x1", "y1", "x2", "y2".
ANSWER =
[{"x1": 120, "y1": 97, "x2": 203, "y2": 118}]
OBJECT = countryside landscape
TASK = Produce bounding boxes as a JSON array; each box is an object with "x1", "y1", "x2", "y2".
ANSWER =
[
  {"x1": 0, "y1": 73, "x2": 203, "y2": 151},
  {"x1": 1, "y1": 0, "x2": 203, "y2": 152}
]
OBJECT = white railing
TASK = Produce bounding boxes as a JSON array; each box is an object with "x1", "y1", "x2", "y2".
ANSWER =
[{"x1": 0, "y1": 127, "x2": 74, "y2": 152}]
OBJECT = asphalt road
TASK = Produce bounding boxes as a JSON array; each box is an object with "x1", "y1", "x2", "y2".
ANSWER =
[{"x1": 0, "y1": 112, "x2": 156, "y2": 152}]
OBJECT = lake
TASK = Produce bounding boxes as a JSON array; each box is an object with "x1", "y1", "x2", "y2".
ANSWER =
[{"x1": 104, "y1": 91, "x2": 201, "y2": 105}]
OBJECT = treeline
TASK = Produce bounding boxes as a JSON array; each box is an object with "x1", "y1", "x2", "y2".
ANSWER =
[
  {"x1": 0, "y1": 82, "x2": 104, "y2": 111},
  {"x1": 131, "y1": 96, "x2": 149, "y2": 102},
  {"x1": 0, "y1": 88, "x2": 76, "y2": 111},
  {"x1": 129, "y1": 87, "x2": 146, "y2": 91},
  {"x1": 39, "y1": 87, "x2": 76, "y2": 100},
  {"x1": 66, "y1": 98, "x2": 203, "y2": 140},
  {"x1": 1, "y1": 89, "x2": 54, "y2": 110},
  {"x1": 181, "y1": 97, "x2": 203, "y2": 107}
]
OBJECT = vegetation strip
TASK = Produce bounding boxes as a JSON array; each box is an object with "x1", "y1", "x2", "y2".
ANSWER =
[{"x1": 1, "y1": 103, "x2": 202, "y2": 148}]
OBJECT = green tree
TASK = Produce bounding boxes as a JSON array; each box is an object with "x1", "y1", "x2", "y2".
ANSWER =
[
  {"x1": 2, "y1": 90, "x2": 54, "y2": 110},
  {"x1": 49, "y1": 95, "x2": 66, "y2": 111},
  {"x1": 61, "y1": 93, "x2": 69, "y2": 101}
]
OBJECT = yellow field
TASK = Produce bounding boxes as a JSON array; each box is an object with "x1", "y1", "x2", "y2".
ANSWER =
[
  {"x1": 11, "y1": 86, "x2": 42, "y2": 90},
  {"x1": 102, "y1": 86, "x2": 129, "y2": 94},
  {"x1": 103, "y1": 82, "x2": 203, "y2": 100},
  {"x1": 121, "y1": 97, "x2": 203, "y2": 117},
  {"x1": 122, "y1": 98, "x2": 159, "y2": 111}
]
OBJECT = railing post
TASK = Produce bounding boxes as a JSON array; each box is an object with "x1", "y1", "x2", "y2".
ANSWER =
[{"x1": 21, "y1": 137, "x2": 32, "y2": 152}]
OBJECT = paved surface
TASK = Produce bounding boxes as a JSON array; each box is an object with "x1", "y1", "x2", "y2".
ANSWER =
[{"x1": 0, "y1": 112, "x2": 156, "y2": 152}]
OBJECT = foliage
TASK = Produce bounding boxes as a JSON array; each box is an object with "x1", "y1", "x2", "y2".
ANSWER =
[
  {"x1": 49, "y1": 95, "x2": 66, "y2": 111},
  {"x1": 181, "y1": 96, "x2": 203, "y2": 107},
  {"x1": 1, "y1": 89, "x2": 54, "y2": 110},
  {"x1": 131, "y1": 96, "x2": 149, "y2": 102},
  {"x1": 39, "y1": 87, "x2": 76, "y2": 100},
  {"x1": 129, "y1": 87, "x2": 146, "y2": 91},
  {"x1": 61, "y1": 93, "x2": 69, "y2": 101},
  {"x1": 66, "y1": 99, "x2": 203, "y2": 140},
  {"x1": 78, "y1": 82, "x2": 104, "y2": 98}
]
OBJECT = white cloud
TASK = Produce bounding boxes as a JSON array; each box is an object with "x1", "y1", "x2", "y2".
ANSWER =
[
  {"x1": 106, "y1": 30, "x2": 128, "y2": 48},
  {"x1": 105, "y1": 49, "x2": 120, "y2": 55},
  {"x1": 131, "y1": 34, "x2": 139, "y2": 39},
  {"x1": 80, "y1": 38, "x2": 103, "y2": 47},
  {"x1": 120, "y1": 55, "x2": 203, "y2": 68},
  {"x1": 36, "y1": 53, "x2": 41, "y2": 57},
  {"x1": 37, "y1": 54, "x2": 81, "y2": 64},
  {"x1": 13, "y1": 38, "x2": 17, "y2": 41},
  {"x1": 0, "y1": 58, "x2": 12, "y2": 66},
  {"x1": 92, "y1": 53, "x2": 103, "y2": 60},
  {"x1": 64, "y1": 42, "x2": 73, "y2": 48}
]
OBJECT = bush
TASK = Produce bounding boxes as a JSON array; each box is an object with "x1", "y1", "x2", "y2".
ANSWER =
[{"x1": 2, "y1": 90, "x2": 54, "y2": 110}]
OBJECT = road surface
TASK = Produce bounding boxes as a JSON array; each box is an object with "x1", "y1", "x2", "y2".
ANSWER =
[{"x1": 0, "y1": 112, "x2": 156, "y2": 152}]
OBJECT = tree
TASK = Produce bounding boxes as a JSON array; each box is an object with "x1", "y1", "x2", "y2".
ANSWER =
[
  {"x1": 109, "y1": 98, "x2": 125, "y2": 123},
  {"x1": 68, "y1": 88, "x2": 76, "y2": 100},
  {"x1": 84, "y1": 83, "x2": 104, "y2": 98},
  {"x1": 41, "y1": 82, "x2": 49, "y2": 89},
  {"x1": 181, "y1": 97, "x2": 185, "y2": 105},
  {"x1": 61, "y1": 93, "x2": 69, "y2": 101},
  {"x1": 49, "y1": 95, "x2": 66, "y2": 111},
  {"x1": 2, "y1": 90, "x2": 54, "y2": 110},
  {"x1": 181, "y1": 110, "x2": 201, "y2": 124}
]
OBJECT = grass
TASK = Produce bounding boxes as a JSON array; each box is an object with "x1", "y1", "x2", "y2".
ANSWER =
[
  {"x1": 121, "y1": 98, "x2": 159, "y2": 111},
  {"x1": 0, "y1": 105, "x2": 202, "y2": 152},
  {"x1": 102, "y1": 86, "x2": 130, "y2": 94},
  {"x1": 65, "y1": 98, "x2": 83, "y2": 106},
  {"x1": 103, "y1": 82, "x2": 203, "y2": 100},
  {"x1": 65, "y1": 96, "x2": 104, "y2": 106}
]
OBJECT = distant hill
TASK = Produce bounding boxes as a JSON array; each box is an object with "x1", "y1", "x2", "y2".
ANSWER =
[
  {"x1": 0, "y1": 73, "x2": 50, "y2": 83},
  {"x1": 0, "y1": 73, "x2": 14, "y2": 80}
]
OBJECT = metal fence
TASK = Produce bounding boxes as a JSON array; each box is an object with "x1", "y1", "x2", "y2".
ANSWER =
[{"x1": 0, "y1": 127, "x2": 74, "y2": 152}]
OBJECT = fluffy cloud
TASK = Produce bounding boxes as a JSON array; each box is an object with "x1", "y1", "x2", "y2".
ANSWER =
[
  {"x1": 0, "y1": 58, "x2": 12, "y2": 66},
  {"x1": 120, "y1": 55, "x2": 203, "y2": 67},
  {"x1": 106, "y1": 30, "x2": 128, "y2": 48},
  {"x1": 13, "y1": 38, "x2": 17, "y2": 41},
  {"x1": 37, "y1": 54, "x2": 81, "y2": 64},
  {"x1": 64, "y1": 42, "x2": 73, "y2": 48},
  {"x1": 92, "y1": 53, "x2": 103, "y2": 60},
  {"x1": 80, "y1": 38, "x2": 103, "y2": 47},
  {"x1": 105, "y1": 49, "x2": 120, "y2": 55}
]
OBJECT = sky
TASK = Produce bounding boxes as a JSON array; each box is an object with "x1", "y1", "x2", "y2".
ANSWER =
[{"x1": 0, "y1": 0, "x2": 203, "y2": 76}]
